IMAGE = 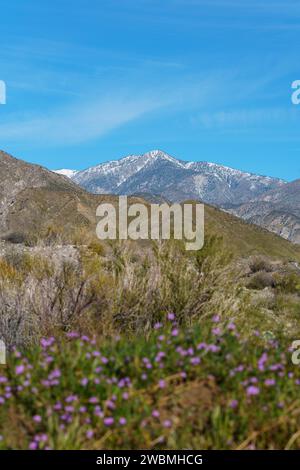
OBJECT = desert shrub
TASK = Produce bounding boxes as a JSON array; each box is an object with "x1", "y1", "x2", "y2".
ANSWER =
[
  {"x1": 0, "y1": 258, "x2": 19, "y2": 281},
  {"x1": 247, "y1": 272, "x2": 276, "y2": 290},
  {"x1": 70, "y1": 227, "x2": 99, "y2": 247},
  {"x1": 39, "y1": 225, "x2": 66, "y2": 246},
  {"x1": 0, "y1": 247, "x2": 121, "y2": 348},
  {"x1": 1, "y1": 251, "x2": 54, "y2": 281},
  {"x1": 274, "y1": 293, "x2": 300, "y2": 319},
  {"x1": 1, "y1": 232, "x2": 27, "y2": 244},
  {"x1": 194, "y1": 234, "x2": 233, "y2": 273},
  {"x1": 0, "y1": 234, "x2": 236, "y2": 346},
  {"x1": 275, "y1": 273, "x2": 300, "y2": 295},
  {"x1": 2, "y1": 250, "x2": 29, "y2": 270},
  {"x1": 87, "y1": 240, "x2": 105, "y2": 257},
  {"x1": 249, "y1": 256, "x2": 273, "y2": 274},
  {"x1": 101, "y1": 236, "x2": 234, "y2": 333},
  {"x1": 25, "y1": 224, "x2": 75, "y2": 247},
  {"x1": 2, "y1": 233, "x2": 282, "y2": 347}
]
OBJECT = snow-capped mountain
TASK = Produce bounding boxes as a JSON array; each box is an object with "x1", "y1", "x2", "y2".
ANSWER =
[
  {"x1": 56, "y1": 150, "x2": 286, "y2": 207},
  {"x1": 55, "y1": 169, "x2": 78, "y2": 178}
]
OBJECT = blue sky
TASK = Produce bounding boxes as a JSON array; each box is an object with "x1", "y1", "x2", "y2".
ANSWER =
[{"x1": 0, "y1": 0, "x2": 300, "y2": 180}]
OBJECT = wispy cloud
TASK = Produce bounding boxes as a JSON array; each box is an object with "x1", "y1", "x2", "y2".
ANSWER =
[
  {"x1": 0, "y1": 36, "x2": 186, "y2": 99},
  {"x1": 0, "y1": 91, "x2": 170, "y2": 145},
  {"x1": 191, "y1": 107, "x2": 297, "y2": 130},
  {"x1": 0, "y1": 64, "x2": 290, "y2": 147}
]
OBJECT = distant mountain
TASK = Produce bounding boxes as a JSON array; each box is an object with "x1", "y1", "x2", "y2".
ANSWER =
[
  {"x1": 1, "y1": 150, "x2": 300, "y2": 260},
  {"x1": 58, "y1": 150, "x2": 285, "y2": 207},
  {"x1": 55, "y1": 169, "x2": 78, "y2": 178},
  {"x1": 229, "y1": 180, "x2": 300, "y2": 244}
]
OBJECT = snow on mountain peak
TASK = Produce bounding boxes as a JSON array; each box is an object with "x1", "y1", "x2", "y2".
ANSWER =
[
  {"x1": 52, "y1": 150, "x2": 286, "y2": 206},
  {"x1": 144, "y1": 149, "x2": 172, "y2": 160},
  {"x1": 55, "y1": 169, "x2": 78, "y2": 178}
]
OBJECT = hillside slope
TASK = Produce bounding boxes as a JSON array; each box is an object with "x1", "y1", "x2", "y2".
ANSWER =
[
  {"x1": 229, "y1": 179, "x2": 300, "y2": 244},
  {"x1": 1, "y1": 150, "x2": 299, "y2": 261}
]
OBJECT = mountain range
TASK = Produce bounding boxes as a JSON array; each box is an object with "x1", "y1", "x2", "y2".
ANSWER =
[
  {"x1": 1, "y1": 149, "x2": 299, "y2": 260},
  {"x1": 56, "y1": 150, "x2": 285, "y2": 207},
  {"x1": 229, "y1": 179, "x2": 300, "y2": 244},
  {"x1": 56, "y1": 149, "x2": 300, "y2": 244}
]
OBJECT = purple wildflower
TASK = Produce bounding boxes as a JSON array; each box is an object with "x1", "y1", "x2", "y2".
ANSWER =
[
  {"x1": 158, "y1": 379, "x2": 166, "y2": 389},
  {"x1": 258, "y1": 353, "x2": 268, "y2": 371},
  {"x1": 163, "y1": 419, "x2": 172, "y2": 428},
  {"x1": 246, "y1": 386, "x2": 260, "y2": 396},
  {"x1": 86, "y1": 430, "x2": 94, "y2": 439},
  {"x1": 265, "y1": 378, "x2": 276, "y2": 387},
  {"x1": 212, "y1": 327, "x2": 222, "y2": 336},
  {"x1": 66, "y1": 331, "x2": 79, "y2": 339},
  {"x1": 89, "y1": 397, "x2": 99, "y2": 404},
  {"x1": 15, "y1": 365, "x2": 25, "y2": 375},
  {"x1": 103, "y1": 417, "x2": 114, "y2": 426},
  {"x1": 190, "y1": 357, "x2": 201, "y2": 365},
  {"x1": 229, "y1": 399, "x2": 238, "y2": 409},
  {"x1": 212, "y1": 315, "x2": 220, "y2": 323},
  {"x1": 65, "y1": 395, "x2": 77, "y2": 403},
  {"x1": 29, "y1": 441, "x2": 38, "y2": 450}
]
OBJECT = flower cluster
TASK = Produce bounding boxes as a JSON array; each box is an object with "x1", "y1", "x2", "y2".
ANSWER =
[{"x1": 0, "y1": 314, "x2": 299, "y2": 450}]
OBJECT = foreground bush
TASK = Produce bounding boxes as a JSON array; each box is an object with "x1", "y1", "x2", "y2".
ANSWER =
[
  {"x1": 0, "y1": 238, "x2": 237, "y2": 347},
  {"x1": 0, "y1": 316, "x2": 300, "y2": 450}
]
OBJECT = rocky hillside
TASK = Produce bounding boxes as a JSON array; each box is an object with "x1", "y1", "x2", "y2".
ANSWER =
[
  {"x1": 1, "y1": 149, "x2": 300, "y2": 261},
  {"x1": 229, "y1": 180, "x2": 300, "y2": 244},
  {"x1": 0, "y1": 150, "x2": 98, "y2": 242}
]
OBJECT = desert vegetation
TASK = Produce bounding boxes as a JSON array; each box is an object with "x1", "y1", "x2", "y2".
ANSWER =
[
  {"x1": 1, "y1": 231, "x2": 300, "y2": 449},
  {"x1": 1, "y1": 316, "x2": 300, "y2": 450},
  {"x1": 0, "y1": 235, "x2": 232, "y2": 346}
]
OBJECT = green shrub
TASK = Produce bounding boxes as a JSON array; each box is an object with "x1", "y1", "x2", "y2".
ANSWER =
[
  {"x1": 1, "y1": 232, "x2": 27, "y2": 244},
  {"x1": 249, "y1": 256, "x2": 273, "y2": 274},
  {"x1": 247, "y1": 272, "x2": 276, "y2": 290},
  {"x1": 275, "y1": 273, "x2": 300, "y2": 295}
]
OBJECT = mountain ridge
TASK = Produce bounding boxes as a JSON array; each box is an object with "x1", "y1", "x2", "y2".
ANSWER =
[
  {"x1": 229, "y1": 179, "x2": 300, "y2": 244},
  {"x1": 55, "y1": 149, "x2": 286, "y2": 207},
  {"x1": 1, "y1": 149, "x2": 299, "y2": 260},
  {"x1": 53, "y1": 149, "x2": 300, "y2": 244}
]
